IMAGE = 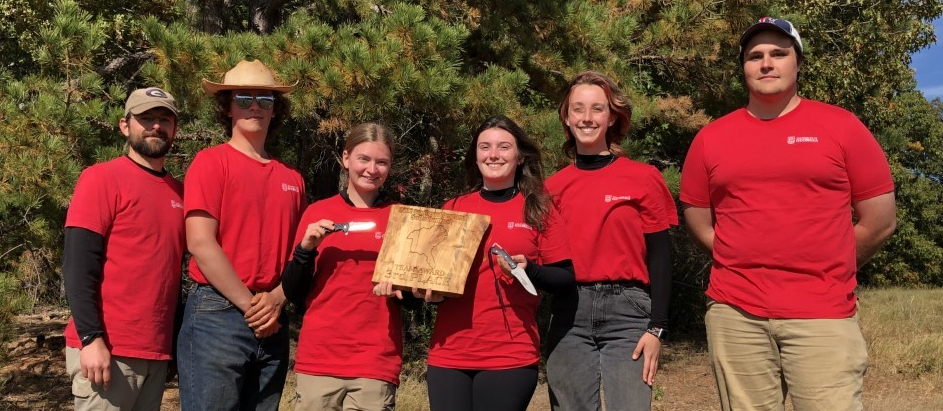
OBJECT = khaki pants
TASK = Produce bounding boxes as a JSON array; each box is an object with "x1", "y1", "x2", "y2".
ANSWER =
[
  {"x1": 705, "y1": 301, "x2": 868, "y2": 411},
  {"x1": 294, "y1": 373, "x2": 395, "y2": 411},
  {"x1": 65, "y1": 346, "x2": 168, "y2": 411}
]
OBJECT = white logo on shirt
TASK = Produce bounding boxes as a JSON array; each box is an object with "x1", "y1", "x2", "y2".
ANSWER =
[
  {"x1": 170, "y1": 200, "x2": 183, "y2": 209},
  {"x1": 375, "y1": 231, "x2": 384, "y2": 240},
  {"x1": 507, "y1": 222, "x2": 533, "y2": 230},
  {"x1": 604, "y1": 195, "x2": 632, "y2": 203},
  {"x1": 787, "y1": 136, "x2": 818, "y2": 144},
  {"x1": 281, "y1": 183, "x2": 300, "y2": 193}
]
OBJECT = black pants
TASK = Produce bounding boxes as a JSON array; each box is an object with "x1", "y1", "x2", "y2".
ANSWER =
[{"x1": 427, "y1": 365, "x2": 539, "y2": 411}]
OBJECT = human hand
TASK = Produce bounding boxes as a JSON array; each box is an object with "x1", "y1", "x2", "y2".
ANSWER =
[
  {"x1": 246, "y1": 287, "x2": 285, "y2": 336},
  {"x1": 253, "y1": 321, "x2": 282, "y2": 338},
  {"x1": 411, "y1": 287, "x2": 445, "y2": 303},
  {"x1": 632, "y1": 332, "x2": 662, "y2": 386},
  {"x1": 299, "y1": 219, "x2": 336, "y2": 251},
  {"x1": 80, "y1": 338, "x2": 111, "y2": 390},
  {"x1": 373, "y1": 281, "x2": 404, "y2": 299},
  {"x1": 495, "y1": 254, "x2": 528, "y2": 279}
]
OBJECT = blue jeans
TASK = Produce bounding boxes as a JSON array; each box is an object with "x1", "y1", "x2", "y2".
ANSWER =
[
  {"x1": 177, "y1": 285, "x2": 288, "y2": 411},
  {"x1": 545, "y1": 283, "x2": 652, "y2": 411}
]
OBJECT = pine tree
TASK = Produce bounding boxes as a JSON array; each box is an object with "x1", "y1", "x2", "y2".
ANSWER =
[
  {"x1": 0, "y1": 0, "x2": 117, "y2": 357},
  {"x1": 1, "y1": 0, "x2": 943, "y2": 351}
]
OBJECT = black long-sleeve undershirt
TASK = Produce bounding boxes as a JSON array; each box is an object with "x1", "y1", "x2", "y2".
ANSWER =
[
  {"x1": 281, "y1": 245, "x2": 318, "y2": 308},
  {"x1": 63, "y1": 227, "x2": 106, "y2": 340},
  {"x1": 524, "y1": 259, "x2": 575, "y2": 295},
  {"x1": 645, "y1": 230, "x2": 671, "y2": 329}
]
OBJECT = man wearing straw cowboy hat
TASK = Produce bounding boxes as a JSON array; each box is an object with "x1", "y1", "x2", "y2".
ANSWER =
[{"x1": 177, "y1": 59, "x2": 306, "y2": 410}]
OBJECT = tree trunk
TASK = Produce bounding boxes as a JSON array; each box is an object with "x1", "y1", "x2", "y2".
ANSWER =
[
  {"x1": 195, "y1": 0, "x2": 226, "y2": 34},
  {"x1": 249, "y1": 0, "x2": 291, "y2": 34},
  {"x1": 418, "y1": 135, "x2": 439, "y2": 201}
]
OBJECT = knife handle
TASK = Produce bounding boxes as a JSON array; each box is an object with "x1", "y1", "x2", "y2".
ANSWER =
[
  {"x1": 490, "y1": 244, "x2": 518, "y2": 269},
  {"x1": 328, "y1": 223, "x2": 348, "y2": 234}
]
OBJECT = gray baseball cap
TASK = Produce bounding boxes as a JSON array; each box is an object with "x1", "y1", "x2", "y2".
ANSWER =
[{"x1": 124, "y1": 87, "x2": 178, "y2": 117}]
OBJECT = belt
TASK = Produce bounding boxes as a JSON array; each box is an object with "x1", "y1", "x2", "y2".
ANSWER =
[
  {"x1": 195, "y1": 283, "x2": 262, "y2": 295},
  {"x1": 576, "y1": 280, "x2": 648, "y2": 292}
]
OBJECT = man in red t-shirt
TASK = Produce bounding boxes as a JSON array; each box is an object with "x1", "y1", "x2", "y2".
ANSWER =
[
  {"x1": 680, "y1": 17, "x2": 896, "y2": 411},
  {"x1": 63, "y1": 87, "x2": 184, "y2": 410},
  {"x1": 176, "y1": 60, "x2": 305, "y2": 411}
]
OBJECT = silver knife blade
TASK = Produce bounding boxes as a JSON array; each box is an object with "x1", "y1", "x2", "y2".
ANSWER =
[
  {"x1": 332, "y1": 221, "x2": 376, "y2": 234},
  {"x1": 510, "y1": 266, "x2": 538, "y2": 296},
  {"x1": 490, "y1": 243, "x2": 538, "y2": 296}
]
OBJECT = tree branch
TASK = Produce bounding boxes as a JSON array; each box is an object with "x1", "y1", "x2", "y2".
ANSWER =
[{"x1": 97, "y1": 51, "x2": 154, "y2": 81}]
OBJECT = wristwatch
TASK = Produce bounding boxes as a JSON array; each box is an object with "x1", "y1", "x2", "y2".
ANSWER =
[
  {"x1": 80, "y1": 331, "x2": 104, "y2": 347},
  {"x1": 646, "y1": 326, "x2": 667, "y2": 340}
]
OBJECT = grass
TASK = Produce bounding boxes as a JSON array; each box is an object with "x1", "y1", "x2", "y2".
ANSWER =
[
  {"x1": 856, "y1": 287, "x2": 943, "y2": 410},
  {"x1": 4, "y1": 288, "x2": 940, "y2": 409},
  {"x1": 394, "y1": 377, "x2": 431, "y2": 410},
  {"x1": 858, "y1": 287, "x2": 943, "y2": 379},
  {"x1": 272, "y1": 287, "x2": 943, "y2": 410}
]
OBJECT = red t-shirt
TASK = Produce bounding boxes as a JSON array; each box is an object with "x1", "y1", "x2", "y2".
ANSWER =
[
  {"x1": 184, "y1": 143, "x2": 305, "y2": 291},
  {"x1": 679, "y1": 99, "x2": 895, "y2": 319},
  {"x1": 292, "y1": 195, "x2": 403, "y2": 385},
  {"x1": 64, "y1": 157, "x2": 185, "y2": 360},
  {"x1": 545, "y1": 157, "x2": 678, "y2": 283},
  {"x1": 428, "y1": 192, "x2": 570, "y2": 370}
]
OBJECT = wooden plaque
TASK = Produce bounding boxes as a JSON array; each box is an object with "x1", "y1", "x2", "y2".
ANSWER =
[{"x1": 373, "y1": 205, "x2": 491, "y2": 297}]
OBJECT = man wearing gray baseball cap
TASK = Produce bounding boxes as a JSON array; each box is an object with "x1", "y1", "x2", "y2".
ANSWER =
[
  {"x1": 681, "y1": 17, "x2": 896, "y2": 411},
  {"x1": 63, "y1": 87, "x2": 185, "y2": 410},
  {"x1": 123, "y1": 87, "x2": 179, "y2": 118}
]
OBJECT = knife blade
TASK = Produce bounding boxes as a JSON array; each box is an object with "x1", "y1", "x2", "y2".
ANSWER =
[
  {"x1": 490, "y1": 243, "x2": 538, "y2": 295},
  {"x1": 330, "y1": 221, "x2": 377, "y2": 235}
]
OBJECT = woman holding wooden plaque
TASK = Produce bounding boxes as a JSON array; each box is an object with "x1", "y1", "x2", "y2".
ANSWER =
[
  {"x1": 279, "y1": 123, "x2": 408, "y2": 411},
  {"x1": 422, "y1": 115, "x2": 575, "y2": 411},
  {"x1": 543, "y1": 71, "x2": 677, "y2": 411}
]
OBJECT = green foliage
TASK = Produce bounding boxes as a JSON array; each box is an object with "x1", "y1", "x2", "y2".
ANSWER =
[
  {"x1": 136, "y1": 3, "x2": 538, "y2": 205},
  {"x1": 861, "y1": 92, "x2": 943, "y2": 286},
  {"x1": 865, "y1": 162, "x2": 943, "y2": 286},
  {"x1": 0, "y1": 0, "x2": 182, "y2": 78},
  {"x1": 1, "y1": 0, "x2": 942, "y2": 367},
  {"x1": 0, "y1": 0, "x2": 150, "y2": 355},
  {"x1": 785, "y1": 0, "x2": 943, "y2": 127},
  {"x1": 0, "y1": 1, "x2": 119, "y2": 305}
]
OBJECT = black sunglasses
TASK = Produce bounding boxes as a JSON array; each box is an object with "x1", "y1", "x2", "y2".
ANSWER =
[{"x1": 233, "y1": 94, "x2": 276, "y2": 109}]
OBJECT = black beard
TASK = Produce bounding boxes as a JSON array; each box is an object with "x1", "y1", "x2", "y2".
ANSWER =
[{"x1": 129, "y1": 131, "x2": 171, "y2": 159}]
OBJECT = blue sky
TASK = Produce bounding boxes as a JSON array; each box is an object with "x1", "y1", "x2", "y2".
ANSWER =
[{"x1": 911, "y1": 17, "x2": 943, "y2": 100}]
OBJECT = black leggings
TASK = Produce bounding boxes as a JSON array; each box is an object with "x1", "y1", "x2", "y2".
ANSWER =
[{"x1": 427, "y1": 365, "x2": 539, "y2": 411}]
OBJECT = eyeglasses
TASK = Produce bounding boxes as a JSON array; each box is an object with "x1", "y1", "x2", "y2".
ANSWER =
[{"x1": 233, "y1": 94, "x2": 276, "y2": 109}]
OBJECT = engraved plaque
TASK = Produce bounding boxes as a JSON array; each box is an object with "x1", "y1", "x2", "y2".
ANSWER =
[{"x1": 373, "y1": 205, "x2": 490, "y2": 297}]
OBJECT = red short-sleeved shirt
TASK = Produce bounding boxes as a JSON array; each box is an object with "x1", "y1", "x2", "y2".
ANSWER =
[
  {"x1": 545, "y1": 157, "x2": 678, "y2": 283},
  {"x1": 64, "y1": 157, "x2": 185, "y2": 360},
  {"x1": 428, "y1": 192, "x2": 570, "y2": 370},
  {"x1": 184, "y1": 143, "x2": 306, "y2": 291},
  {"x1": 292, "y1": 195, "x2": 403, "y2": 385},
  {"x1": 680, "y1": 99, "x2": 895, "y2": 318}
]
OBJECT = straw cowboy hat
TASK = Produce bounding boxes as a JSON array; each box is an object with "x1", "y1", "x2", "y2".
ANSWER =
[{"x1": 201, "y1": 60, "x2": 295, "y2": 94}]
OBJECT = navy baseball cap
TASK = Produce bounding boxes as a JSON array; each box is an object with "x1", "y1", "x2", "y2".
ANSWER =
[{"x1": 738, "y1": 17, "x2": 803, "y2": 63}]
